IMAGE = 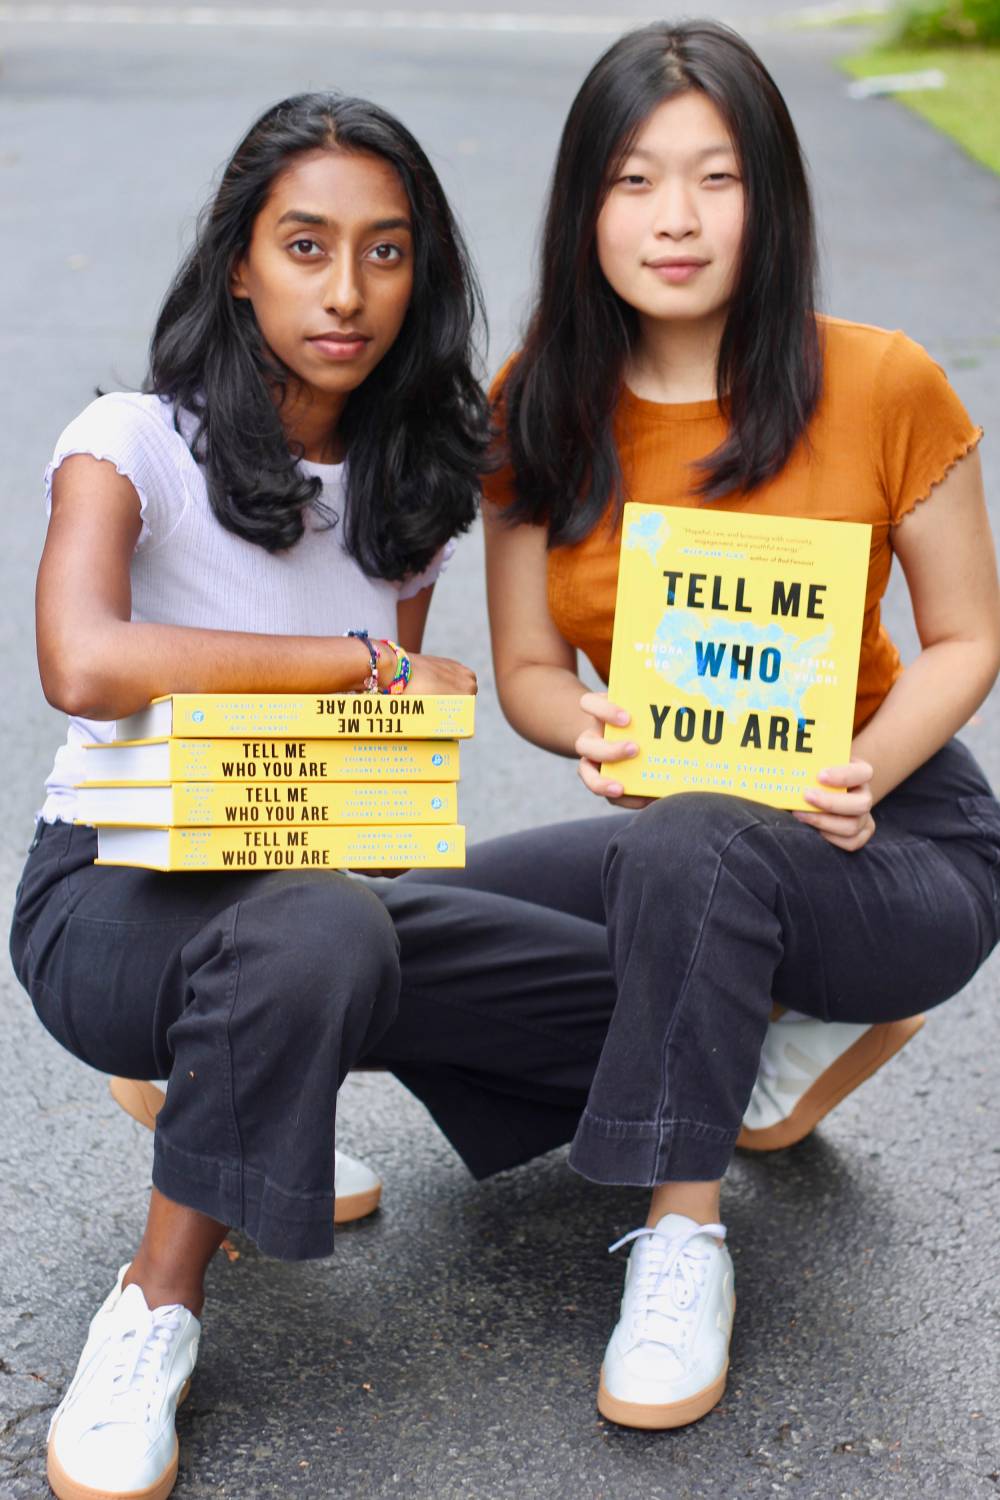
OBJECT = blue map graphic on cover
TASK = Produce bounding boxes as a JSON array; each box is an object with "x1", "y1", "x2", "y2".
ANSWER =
[
  {"x1": 624, "y1": 512, "x2": 836, "y2": 722},
  {"x1": 626, "y1": 511, "x2": 670, "y2": 560},
  {"x1": 651, "y1": 613, "x2": 834, "y2": 721}
]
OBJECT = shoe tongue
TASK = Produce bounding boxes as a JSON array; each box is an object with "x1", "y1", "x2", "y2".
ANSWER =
[
  {"x1": 114, "y1": 1282, "x2": 187, "y2": 1325},
  {"x1": 114, "y1": 1283, "x2": 155, "y2": 1320},
  {"x1": 651, "y1": 1212, "x2": 703, "y2": 1239}
]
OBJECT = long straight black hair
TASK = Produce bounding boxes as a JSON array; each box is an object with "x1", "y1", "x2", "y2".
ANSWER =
[
  {"x1": 500, "y1": 21, "x2": 822, "y2": 543},
  {"x1": 147, "y1": 93, "x2": 489, "y2": 578}
]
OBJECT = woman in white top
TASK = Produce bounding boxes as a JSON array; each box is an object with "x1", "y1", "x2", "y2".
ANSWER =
[{"x1": 10, "y1": 92, "x2": 488, "y2": 1500}]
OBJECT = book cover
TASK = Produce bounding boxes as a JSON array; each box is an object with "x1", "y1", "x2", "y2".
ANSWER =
[
  {"x1": 77, "y1": 781, "x2": 458, "y2": 828},
  {"x1": 114, "y1": 693, "x2": 475, "y2": 741},
  {"x1": 602, "y1": 504, "x2": 871, "y2": 809},
  {"x1": 95, "y1": 823, "x2": 466, "y2": 871},
  {"x1": 81, "y1": 739, "x2": 461, "y2": 784}
]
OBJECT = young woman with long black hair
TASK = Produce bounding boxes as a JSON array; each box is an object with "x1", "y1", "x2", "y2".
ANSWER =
[
  {"x1": 481, "y1": 21, "x2": 1000, "y2": 1429},
  {"x1": 8, "y1": 92, "x2": 505, "y2": 1500}
]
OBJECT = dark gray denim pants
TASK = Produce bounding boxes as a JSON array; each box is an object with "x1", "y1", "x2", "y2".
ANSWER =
[
  {"x1": 404, "y1": 736, "x2": 1000, "y2": 1183},
  {"x1": 10, "y1": 737, "x2": 1000, "y2": 1259}
]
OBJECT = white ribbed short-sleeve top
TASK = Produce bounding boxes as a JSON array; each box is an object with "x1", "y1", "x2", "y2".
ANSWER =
[{"x1": 39, "y1": 392, "x2": 453, "y2": 823}]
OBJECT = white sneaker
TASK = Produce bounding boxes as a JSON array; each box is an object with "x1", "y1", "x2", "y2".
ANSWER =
[
  {"x1": 332, "y1": 1148, "x2": 382, "y2": 1223},
  {"x1": 47, "y1": 1266, "x2": 200, "y2": 1500},
  {"x1": 107, "y1": 1078, "x2": 382, "y2": 1223},
  {"x1": 737, "y1": 1011, "x2": 925, "y2": 1151},
  {"x1": 597, "y1": 1214, "x2": 734, "y2": 1429}
]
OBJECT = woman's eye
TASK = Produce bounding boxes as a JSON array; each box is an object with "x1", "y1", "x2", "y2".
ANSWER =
[
  {"x1": 368, "y1": 243, "x2": 403, "y2": 263},
  {"x1": 289, "y1": 238, "x2": 322, "y2": 257},
  {"x1": 704, "y1": 173, "x2": 737, "y2": 185},
  {"x1": 619, "y1": 174, "x2": 648, "y2": 187}
]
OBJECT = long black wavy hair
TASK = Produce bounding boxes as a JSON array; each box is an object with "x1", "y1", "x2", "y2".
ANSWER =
[
  {"x1": 146, "y1": 93, "x2": 489, "y2": 578},
  {"x1": 499, "y1": 21, "x2": 822, "y2": 543}
]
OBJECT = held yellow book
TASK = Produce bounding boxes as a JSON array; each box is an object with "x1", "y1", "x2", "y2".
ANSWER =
[
  {"x1": 602, "y1": 505, "x2": 870, "y2": 810},
  {"x1": 114, "y1": 694, "x2": 475, "y2": 741},
  {"x1": 81, "y1": 739, "x2": 461, "y2": 784},
  {"x1": 76, "y1": 782, "x2": 458, "y2": 828},
  {"x1": 95, "y1": 824, "x2": 466, "y2": 871}
]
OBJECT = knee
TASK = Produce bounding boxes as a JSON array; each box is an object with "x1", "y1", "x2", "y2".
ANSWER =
[
  {"x1": 606, "y1": 794, "x2": 763, "y2": 880},
  {"x1": 237, "y1": 877, "x2": 400, "y2": 1036}
]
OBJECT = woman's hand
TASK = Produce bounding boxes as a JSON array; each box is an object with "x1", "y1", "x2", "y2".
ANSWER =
[
  {"x1": 405, "y1": 653, "x2": 477, "y2": 696},
  {"x1": 575, "y1": 692, "x2": 652, "y2": 809},
  {"x1": 793, "y1": 760, "x2": 875, "y2": 851}
]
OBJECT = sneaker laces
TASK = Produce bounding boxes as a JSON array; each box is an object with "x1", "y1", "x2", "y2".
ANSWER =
[
  {"x1": 608, "y1": 1221, "x2": 726, "y2": 1352},
  {"x1": 93, "y1": 1304, "x2": 184, "y2": 1429}
]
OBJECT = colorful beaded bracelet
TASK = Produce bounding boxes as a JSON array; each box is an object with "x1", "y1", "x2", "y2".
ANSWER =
[{"x1": 345, "y1": 629, "x2": 381, "y2": 694}]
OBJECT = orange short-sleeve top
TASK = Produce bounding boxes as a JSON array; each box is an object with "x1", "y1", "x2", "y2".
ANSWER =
[{"x1": 484, "y1": 316, "x2": 982, "y2": 732}]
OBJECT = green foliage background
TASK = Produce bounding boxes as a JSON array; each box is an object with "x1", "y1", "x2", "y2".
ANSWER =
[{"x1": 893, "y1": 0, "x2": 1000, "y2": 43}]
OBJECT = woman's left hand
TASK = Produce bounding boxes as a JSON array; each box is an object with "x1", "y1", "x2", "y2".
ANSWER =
[{"x1": 793, "y1": 760, "x2": 875, "y2": 852}]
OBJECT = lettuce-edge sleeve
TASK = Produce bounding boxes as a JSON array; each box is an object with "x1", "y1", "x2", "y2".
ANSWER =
[
  {"x1": 397, "y1": 538, "x2": 456, "y2": 599},
  {"x1": 873, "y1": 332, "x2": 983, "y2": 526},
  {"x1": 43, "y1": 392, "x2": 180, "y2": 549}
]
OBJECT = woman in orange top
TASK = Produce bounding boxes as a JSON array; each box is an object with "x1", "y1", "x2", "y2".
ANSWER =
[{"x1": 483, "y1": 21, "x2": 1000, "y2": 1430}]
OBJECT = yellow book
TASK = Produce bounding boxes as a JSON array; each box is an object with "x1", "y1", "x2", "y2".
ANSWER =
[
  {"x1": 76, "y1": 782, "x2": 458, "y2": 828},
  {"x1": 603, "y1": 504, "x2": 870, "y2": 810},
  {"x1": 95, "y1": 824, "x2": 466, "y2": 871},
  {"x1": 114, "y1": 693, "x2": 475, "y2": 741},
  {"x1": 81, "y1": 738, "x2": 461, "y2": 784}
]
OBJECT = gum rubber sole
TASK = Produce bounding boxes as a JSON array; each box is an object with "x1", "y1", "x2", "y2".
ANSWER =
[
  {"x1": 735, "y1": 1014, "x2": 925, "y2": 1152},
  {"x1": 597, "y1": 1362, "x2": 728, "y2": 1430},
  {"x1": 47, "y1": 1384, "x2": 190, "y2": 1500},
  {"x1": 107, "y1": 1078, "x2": 381, "y2": 1224}
]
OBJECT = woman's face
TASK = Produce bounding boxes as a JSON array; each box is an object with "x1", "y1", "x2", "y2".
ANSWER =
[
  {"x1": 231, "y1": 147, "x2": 415, "y2": 405},
  {"x1": 596, "y1": 90, "x2": 745, "y2": 332}
]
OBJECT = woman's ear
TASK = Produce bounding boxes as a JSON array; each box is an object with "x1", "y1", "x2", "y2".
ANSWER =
[{"x1": 230, "y1": 258, "x2": 251, "y2": 301}]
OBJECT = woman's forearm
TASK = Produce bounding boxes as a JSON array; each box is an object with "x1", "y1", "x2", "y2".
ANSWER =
[
  {"x1": 853, "y1": 638, "x2": 1000, "y2": 804},
  {"x1": 38, "y1": 618, "x2": 376, "y2": 720},
  {"x1": 497, "y1": 662, "x2": 597, "y2": 757}
]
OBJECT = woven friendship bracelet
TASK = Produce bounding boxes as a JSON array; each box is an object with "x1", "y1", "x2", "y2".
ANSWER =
[{"x1": 378, "y1": 638, "x2": 412, "y2": 694}]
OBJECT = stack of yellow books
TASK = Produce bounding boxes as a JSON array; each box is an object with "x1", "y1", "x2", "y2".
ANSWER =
[{"x1": 78, "y1": 692, "x2": 475, "y2": 870}]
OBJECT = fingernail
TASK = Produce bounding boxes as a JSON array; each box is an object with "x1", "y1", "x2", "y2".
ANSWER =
[
  {"x1": 616, "y1": 712, "x2": 630, "y2": 726},
  {"x1": 607, "y1": 784, "x2": 623, "y2": 796}
]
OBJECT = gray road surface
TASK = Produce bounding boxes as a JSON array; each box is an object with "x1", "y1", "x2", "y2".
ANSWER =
[{"x1": 1, "y1": 5, "x2": 998, "y2": 1498}]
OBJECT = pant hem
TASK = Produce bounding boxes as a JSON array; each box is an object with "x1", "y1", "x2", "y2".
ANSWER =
[
  {"x1": 568, "y1": 1110, "x2": 737, "y2": 1185},
  {"x1": 153, "y1": 1134, "x2": 335, "y2": 1262}
]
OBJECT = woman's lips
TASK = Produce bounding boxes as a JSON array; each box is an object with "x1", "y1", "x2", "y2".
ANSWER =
[
  {"x1": 646, "y1": 260, "x2": 709, "y2": 284},
  {"x1": 307, "y1": 333, "x2": 372, "y2": 360}
]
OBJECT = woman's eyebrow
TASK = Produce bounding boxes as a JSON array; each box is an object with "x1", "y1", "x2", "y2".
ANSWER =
[
  {"x1": 275, "y1": 209, "x2": 412, "y2": 232},
  {"x1": 626, "y1": 143, "x2": 734, "y2": 164}
]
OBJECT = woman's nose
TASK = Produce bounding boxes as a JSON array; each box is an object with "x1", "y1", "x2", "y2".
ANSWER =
[
  {"x1": 323, "y1": 256, "x2": 364, "y2": 320},
  {"x1": 652, "y1": 180, "x2": 700, "y2": 240}
]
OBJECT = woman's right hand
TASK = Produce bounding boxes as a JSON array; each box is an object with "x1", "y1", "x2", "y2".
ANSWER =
[
  {"x1": 405, "y1": 652, "x2": 478, "y2": 696},
  {"x1": 575, "y1": 691, "x2": 651, "y2": 808}
]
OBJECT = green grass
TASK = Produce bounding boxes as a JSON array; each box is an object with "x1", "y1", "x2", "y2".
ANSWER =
[{"x1": 841, "y1": 46, "x2": 1000, "y2": 172}]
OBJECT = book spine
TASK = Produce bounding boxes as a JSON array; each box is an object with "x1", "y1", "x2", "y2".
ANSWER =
[
  {"x1": 97, "y1": 824, "x2": 466, "y2": 871},
  {"x1": 84, "y1": 740, "x2": 462, "y2": 783},
  {"x1": 177, "y1": 783, "x2": 457, "y2": 825},
  {"x1": 181, "y1": 740, "x2": 463, "y2": 781},
  {"x1": 119, "y1": 694, "x2": 475, "y2": 740}
]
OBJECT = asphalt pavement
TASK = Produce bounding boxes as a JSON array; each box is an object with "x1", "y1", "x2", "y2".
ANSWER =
[{"x1": 1, "y1": 4, "x2": 998, "y2": 1498}]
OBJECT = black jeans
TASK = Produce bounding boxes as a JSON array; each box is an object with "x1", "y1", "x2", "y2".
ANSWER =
[
  {"x1": 10, "y1": 739, "x2": 1000, "y2": 1258},
  {"x1": 8, "y1": 820, "x2": 615, "y2": 1259},
  {"x1": 402, "y1": 737, "x2": 1000, "y2": 1183}
]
